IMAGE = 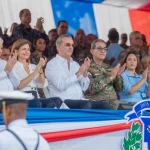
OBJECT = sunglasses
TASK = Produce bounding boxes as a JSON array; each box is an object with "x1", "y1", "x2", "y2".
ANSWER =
[
  {"x1": 94, "y1": 46, "x2": 108, "y2": 51},
  {"x1": 62, "y1": 43, "x2": 75, "y2": 48}
]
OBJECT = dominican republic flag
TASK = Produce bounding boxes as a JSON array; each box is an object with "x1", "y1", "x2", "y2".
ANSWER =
[
  {"x1": 0, "y1": 109, "x2": 144, "y2": 150},
  {"x1": 0, "y1": 0, "x2": 150, "y2": 44}
]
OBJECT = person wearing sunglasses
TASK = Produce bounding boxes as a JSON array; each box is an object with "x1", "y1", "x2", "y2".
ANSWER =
[
  {"x1": 125, "y1": 31, "x2": 146, "y2": 60},
  {"x1": 85, "y1": 39, "x2": 126, "y2": 109},
  {"x1": 45, "y1": 34, "x2": 91, "y2": 109}
]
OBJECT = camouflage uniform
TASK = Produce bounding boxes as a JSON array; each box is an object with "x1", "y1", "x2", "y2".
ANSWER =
[
  {"x1": 85, "y1": 61, "x2": 123, "y2": 109},
  {"x1": 124, "y1": 47, "x2": 146, "y2": 60}
]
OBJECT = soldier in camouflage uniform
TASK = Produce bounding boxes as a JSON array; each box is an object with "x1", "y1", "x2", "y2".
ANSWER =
[
  {"x1": 124, "y1": 31, "x2": 146, "y2": 60},
  {"x1": 85, "y1": 39, "x2": 125, "y2": 109}
]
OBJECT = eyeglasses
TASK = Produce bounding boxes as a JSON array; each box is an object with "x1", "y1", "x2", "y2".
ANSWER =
[
  {"x1": 94, "y1": 46, "x2": 108, "y2": 51},
  {"x1": 62, "y1": 43, "x2": 75, "y2": 48}
]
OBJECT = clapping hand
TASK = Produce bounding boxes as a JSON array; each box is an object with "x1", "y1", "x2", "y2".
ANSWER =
[
  {"x1": 110, "y1": 63, "x2": 120, "y2": 80},
  {"x1": 35, "y1": 58, "x2": 47, "y2": 74},
  {"x1": 117, "y1": 63, "x2": 126, "y2": 77},
  {"x1": 83, "y1": 57, "x2": 91, "y2": 77},
  {"x1": 142, "y1": 67, "x2": 148, "y2": 81},
  {"x1": 84, "y1": 57, "x2": 91, "y2": 70}
]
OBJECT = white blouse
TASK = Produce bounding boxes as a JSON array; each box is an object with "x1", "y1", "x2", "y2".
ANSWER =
[{"x1": 13, "y1": 61, "x2": 48, "y2": 92}]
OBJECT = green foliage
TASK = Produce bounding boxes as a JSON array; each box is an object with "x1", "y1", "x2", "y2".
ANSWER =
[{"x1": 123, "y1": 122, "x2": 142, "y2": 150}]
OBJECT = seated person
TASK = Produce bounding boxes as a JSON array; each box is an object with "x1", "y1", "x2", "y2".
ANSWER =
[
  {"x1": 118, "y1": 51, "x2": 150, "y2": 102},
  {"x1": 45, "y1": 34, "x2": 92, "y2": 109},
  {"x1": 85, "y1": 39, "x2": 125, "y2": 109},
  {"x1": 30, "y1": 36, "x2": 47, "y2": 65},
  {"x1": 0, "y1": 38, "x2": 20, "y2": 91},
  {"x1": 11, "y1": 39, "x2": 62, "y2": 108},
  {"x1": 30, "y1": 36, "x2": 48, "y2": 98},
  {"x1": 1, "y1": 35, "x2": 13, "y2": 61}
]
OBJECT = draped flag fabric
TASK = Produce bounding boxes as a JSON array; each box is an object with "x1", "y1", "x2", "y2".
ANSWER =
[
  {"x1": 0, "y1": 0, "x2": 150, "y2": 43},
  {"x1": 0, "y1": 109, "x2": 148, "y2": 150}
]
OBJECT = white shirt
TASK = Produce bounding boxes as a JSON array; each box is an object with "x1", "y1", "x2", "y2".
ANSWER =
[
  {"x1": 45, "y1": 54, "x2": 90, "y2": 101},
  {"x1": 13, "y1": 61, "x2": 48, "y2": 92},
  {"x1": 0, "y1": 119, "x2": 50, "y2": 150},
  {"x1": 0, "y1": 59, "x2": 20, "y2": 91}
]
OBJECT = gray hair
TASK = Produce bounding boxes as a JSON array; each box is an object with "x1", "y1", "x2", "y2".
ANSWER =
[
  {"x1": 91, "y1": 39, "x2": 106, "y2": 49},
  {"x1": 56, "y1": 34, "x2": 72, "y2": 45},
  {"x1": 129, "y1": 31, "x2": 141, "y2": 41},
  {"x1": 0, "y1": 38, "x2": 3, "y2": 44}
]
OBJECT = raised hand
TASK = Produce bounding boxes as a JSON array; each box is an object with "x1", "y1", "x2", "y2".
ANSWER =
[
  {"x1": 35, "y1": 17, "x2": 44, "y2": 32},
  {"x1": 39, "y1": 58, "x2": 47, "y2": 67},
  {"x1": 117, "y1": 63, "x2": 126, "y2": 77},
  {"x1": 142, "y1": 67, "x2": 148, "y2": 81},
  {"x1": 5, "y1": 52, "x2": 17, "y2": 74},
  {"x1": 84, "y1": 57, "x2": 91, "y2": 70},
  {"x1": 110, "y1": 63, "x2": 120, "y2": 80},
  {"x1": 76, "y1": 64, "x2": 87, "y2": 77},
  {"x1": 35, "y1": 58, "x2": 47, "y2": 74}
]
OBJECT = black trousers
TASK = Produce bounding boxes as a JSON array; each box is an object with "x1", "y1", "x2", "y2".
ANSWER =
[
  {"x1": 64, "y1": 99, "x2": 110, "y2": 109},
  {"x1": 64, "y1": 99, "x2": 92, "y2": 109},
  {"x1": 90, "y1": 100, "x2": 110, "y2": 109},
  {"x1": 25, "y1": 91, "x2": 62, "y2": 108}
]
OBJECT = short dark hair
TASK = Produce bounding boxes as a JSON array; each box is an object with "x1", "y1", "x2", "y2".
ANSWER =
[
  {"x1": 2, "y1": 36, "x2": 13, "y2": 48},
  {"x1": 19, "y1": 9, "x2": 29, "y2": 18},
  {"x1": 91, "y1": 39, "x2": 106, "y2": 49},
  {"x1": 108, "y1": 30, "x2": 119, "y2": 41},
  {"x1": 48, "y1": 29, "x2": 57, "y2": 34},
  {"x1": 57, "y1": 20, "x2": 68, "y2": 27}
]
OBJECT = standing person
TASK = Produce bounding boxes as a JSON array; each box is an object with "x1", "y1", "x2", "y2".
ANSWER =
[
  {"x1": 12, "y1": 9, "x2": 48, "y2": 45},
  {"x1": 126, "y1": 31, "x2": 145, "y2": 60},
  {"x1": 0, "y1": 91, "x2": 50, "y2": 150},
  {"x1": 120, "y1": 33, "x2": 129, "y2": 49},
  {"x1": 105, "y1": 30, "x2": 123, "y2": 67}
]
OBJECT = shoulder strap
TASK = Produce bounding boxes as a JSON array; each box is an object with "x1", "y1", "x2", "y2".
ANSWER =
[
  {"x1": 6, "y1": 129, "x2": 28, "y2": 150},
  {"x1": 34, "y1": 132, "x2": 40, "y2": 150}
]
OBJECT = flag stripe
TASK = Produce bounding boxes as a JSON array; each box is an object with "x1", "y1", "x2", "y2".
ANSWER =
[{"x1": 41, "y1": 121, "x2": 141, "y2": 142}]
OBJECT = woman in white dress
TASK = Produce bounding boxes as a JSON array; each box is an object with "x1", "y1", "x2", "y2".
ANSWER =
[{"x1": 11, "y1": 39, "x2": 62, "y2": 108}]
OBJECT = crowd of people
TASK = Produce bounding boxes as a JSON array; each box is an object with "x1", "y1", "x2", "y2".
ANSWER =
[{"x1": 0, "y1": 8, "x2": 150, "y2": 110}]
